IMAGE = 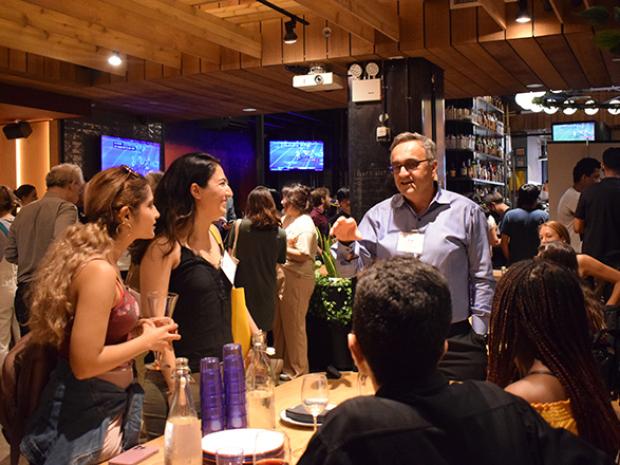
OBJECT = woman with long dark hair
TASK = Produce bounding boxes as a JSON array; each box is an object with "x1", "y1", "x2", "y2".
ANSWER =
[
  {"x1": 226, "y1": 186, "x2": 286, "y2": 332},
  {"x1": 488, "y1": 259, "x2": 620, "y2": 456},
  {"x1": 21, "y1": 167, "x2": 178, "y2": 464},
  {"x1": 273, "y1": 184, "x2": 317, "y2": 380},
  {"x1": 137, "y1": 152, "x2": 243, "y2": 439}
]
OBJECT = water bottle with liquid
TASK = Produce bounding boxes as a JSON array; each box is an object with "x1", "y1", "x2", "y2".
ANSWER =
[
  {"x1": 164, "y1": 357, "x2": 202, "y2": 465},
  {"x1": 245, "y1": 331, "x2": 276, "y2": 429}
]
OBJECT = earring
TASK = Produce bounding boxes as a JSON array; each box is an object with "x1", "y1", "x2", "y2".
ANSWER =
[{"x1": 115, "y1": 221, "x2": 133, "y2": 236}]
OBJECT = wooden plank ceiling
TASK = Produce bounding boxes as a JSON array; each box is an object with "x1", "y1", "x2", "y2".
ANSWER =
[{"x1": 0, "y1": 0, "x2": 617, "y2": 121}]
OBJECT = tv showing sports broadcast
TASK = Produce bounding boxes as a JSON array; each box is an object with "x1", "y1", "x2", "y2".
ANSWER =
[
  {"x1": 101, "y1": 135, "x2": 161, "y2": 176},
  {"x1": 269, "y1": 140, "x2": 324, "y2": 171},
  {"x1": 552, "y1": 122, "x2": 596, "y2": 142}
]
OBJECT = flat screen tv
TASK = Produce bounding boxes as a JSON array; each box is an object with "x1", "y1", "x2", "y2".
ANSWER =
[
  {"x1": 101, "y1": 135, "x2": 161, "y2": 176},
  {"x1": 551, "y1": 121, "x2": 596, "y2": 142},
  {"x1": 269, "y1": 140, "x2": 324, "y2": 171}
]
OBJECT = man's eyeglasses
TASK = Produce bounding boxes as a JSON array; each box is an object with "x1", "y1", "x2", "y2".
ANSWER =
[{"x1": 389, "y1": 159, "x2": 430, "y2": 173}]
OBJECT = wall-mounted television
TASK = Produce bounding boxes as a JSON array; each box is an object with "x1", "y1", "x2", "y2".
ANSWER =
[
  {"x1": 551, "y1": 121, "x2": 596, "y2": 142},
  {"x1": 269, "y1": 140, "x2": 324, "y2": 171},
  {"x1": 101, "y1": 135, "x2": 161, "y2": 176}
]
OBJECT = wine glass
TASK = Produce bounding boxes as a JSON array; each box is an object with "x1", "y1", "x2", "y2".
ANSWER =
[
  {"x1": 216, "y1": 445, "x2": 244, "y2": 465},
  {"x1": 301, "y1": 373, "x2": 329, "y2": 432},
  {"x1": 253, "y1": 430, "x2": 291, "y2": 465},
  {"x1": 147, "y1": 291, "x2": 179, "y2": 368}
]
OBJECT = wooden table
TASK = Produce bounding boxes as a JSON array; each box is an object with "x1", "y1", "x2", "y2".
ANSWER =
[{"x1": 105, "y1": 371, "x2": 364, "y2": 465}]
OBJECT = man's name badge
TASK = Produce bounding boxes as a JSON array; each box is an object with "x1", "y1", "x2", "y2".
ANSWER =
[{"x1": 396, "y1": 230, "x2": 424, "y2": 257}]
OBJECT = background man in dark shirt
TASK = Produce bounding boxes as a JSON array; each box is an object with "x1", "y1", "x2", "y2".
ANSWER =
[
  {"x1": 500, "y1": 184, "x2": 548, "y2": 264},
  {"x1": 310, "y1": 187, "x2": 331, "y2": 237},
  {"x1": 299, "y1": 256, "x2": 613, "y2": 465},
  {"x1": 575, "y1": 147, "x2": 620, "y2": 267}
]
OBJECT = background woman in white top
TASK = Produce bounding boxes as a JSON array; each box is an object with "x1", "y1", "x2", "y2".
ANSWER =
[{"x1": 274, "y1": 184, "x2": 318, "y2": 380}]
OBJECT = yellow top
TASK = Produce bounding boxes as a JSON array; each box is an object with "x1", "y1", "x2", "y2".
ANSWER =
[{"x1": 531, "y1": 399, "x2": 578, "y2": 435}]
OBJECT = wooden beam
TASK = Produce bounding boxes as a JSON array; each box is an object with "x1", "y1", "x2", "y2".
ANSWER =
[
  {"x1": 330, "y1": 0, "x2": 399, "y2": 41},
  {"x1": 294, "y1": 0, "x2": 375, "y2": 44},
  {"x1": 450, "y1": 0, "x2": 506, "y2": 30},
  {"x1": 0, "y1": 16, "x2": 127, "y2": 75},
  {"x1": 546, "y1": 0, "x2": 564, "y2": 24},
  {"x1": 206, "y1": 1, "x2": 306, "y2": 24},
  {"x1": 27, "y1": 0, "x2": 221, "y2": 63},
  {"x1": 478, "y1": 0, "x2": 506, "y2": 30},
  {"x1": 0, "y1": 0, "x2": 181, "y2": 68},
  {"x1": 121, "y1": 0, "x2": 262, "y2": 58}
]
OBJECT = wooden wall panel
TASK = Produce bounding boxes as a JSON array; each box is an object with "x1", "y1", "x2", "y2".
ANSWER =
[
  {"x1": 532, "y1": 0, "x2": 561, "y2": 37},
  {"x1": 241, "y1": 22, "x2": 261, "y2": 68},
  {"x1": 127, "y1": 57, "x2": 146, "y2": 81},
  {"x1": 261, "y1": 19, "x2": 283, "y2": 66},
  {"x1": 283, "y1": 20, "x2": 304, "y2": 64},
  {"x1": 304, "y1": 15, "x2": 327, "y2": 61},
  {"x1": 399, "y1": 0, "x2": 424, "y2": 54},
  {"x1": 327, "y1": 22, "x2": 351, "y2": 59}
]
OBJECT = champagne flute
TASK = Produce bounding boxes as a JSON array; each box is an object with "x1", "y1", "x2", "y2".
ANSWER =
[
  {"x1": 301, "y1": 373, "x2": 329, "y2": 432},
  {"x1": 253, "y1": 430, "x2": 291, "y2": 465},
  {"x1": 147, "y1": 291, "x2": 179, "y2": 368}
]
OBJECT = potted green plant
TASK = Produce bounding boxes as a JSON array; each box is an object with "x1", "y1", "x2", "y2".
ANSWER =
[{"x1": 307, "y1": 230, "x2": 354, "y2": 370}]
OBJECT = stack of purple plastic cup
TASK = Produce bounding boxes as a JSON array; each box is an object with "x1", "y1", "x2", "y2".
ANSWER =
[
  {"x1": 222, "y1": 343, "x2": 247, "y2": 429},
  {"x1": 200, "y1": 356, "x2": 226, "y2": 435}
]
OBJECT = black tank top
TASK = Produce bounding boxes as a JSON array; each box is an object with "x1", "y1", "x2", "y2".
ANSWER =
[{"x1": 169, "y1": 246, "x2": 232, "y2": 372}]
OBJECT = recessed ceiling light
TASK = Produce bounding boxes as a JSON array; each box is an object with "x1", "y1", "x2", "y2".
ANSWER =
[
  {"x1": 526, "y1": 83, "x2": 543, "y2": 89},
  {"x1": 242, "y1": 108, "x2": 257, "y2": 112},
  {"x1": 107, "y1": 51, "x2": 122, "y2": 67}
]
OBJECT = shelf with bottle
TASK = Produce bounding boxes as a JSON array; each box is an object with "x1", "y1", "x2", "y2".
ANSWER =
[
  {"x1": 445, "y1": 106, "x2": 504, "y2": 137},
  {"x1": 447, "y1": 158, "x2": 506, "y2": 184},
  {"x1": 474, "y1": 96, "x2": 504, "y2": 115},
  {"x1": 445, "y1": 134, "x2": 504, "y2": 160}
]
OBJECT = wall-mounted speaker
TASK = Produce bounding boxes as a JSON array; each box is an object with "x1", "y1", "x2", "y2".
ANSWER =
[{"x1": 2, "y1": 122, "x2": 33, "y2": 140}]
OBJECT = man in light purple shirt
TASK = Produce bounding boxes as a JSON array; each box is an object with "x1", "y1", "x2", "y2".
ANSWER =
[{"x1": 331, "y1": 132, "x2": 494, "y2": 380}]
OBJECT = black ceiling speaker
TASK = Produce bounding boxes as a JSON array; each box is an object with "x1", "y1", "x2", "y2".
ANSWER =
[{"x1": 2, "y1": 122, "x2": 33, "y2": 140}]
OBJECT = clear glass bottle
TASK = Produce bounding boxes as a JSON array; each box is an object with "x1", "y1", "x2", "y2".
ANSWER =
[
  {"x1": 164, "y1": 357, "x2": 202, "y2": 465},
  {"x1": 245, "y1": 331, "x2": 276, "y2": 429}
]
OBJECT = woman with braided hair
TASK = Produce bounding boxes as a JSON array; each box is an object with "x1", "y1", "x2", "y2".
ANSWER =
[{"x1": 488, "y1": 259, "x2": 620, "y2": 457}]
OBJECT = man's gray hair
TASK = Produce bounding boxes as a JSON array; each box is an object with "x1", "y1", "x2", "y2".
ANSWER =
[
  {"x1": 389, "y1": 132, "x2": 436, "y2": 161},
  {"x1": 45, "y1": 163, "x2": 84, "y2": 188}
]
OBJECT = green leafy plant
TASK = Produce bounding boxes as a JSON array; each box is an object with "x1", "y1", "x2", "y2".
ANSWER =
[
  {"x1": 309, "y1": 275, "x2": 353, "y2": 327},
  {"x1": 315, "y1": 228, "x2": 338, "y2": 278}
]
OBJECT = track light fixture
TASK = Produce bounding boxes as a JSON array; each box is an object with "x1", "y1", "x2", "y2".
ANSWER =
[
  {"x1": 516, "y1": 90, "x2": 620, "y2": 115},
  {"x1": 516, "y1": 0, "x2": 531, "y2": 23},
  {"x1": 284, "y1": 20, "x2": 297, "y2": 45},
  {"x1": 255, "y1": 0, "x2": 309, "y2": 45},
  {"x1": 107, "y1": 51, "x2": 122, "y2": 67}
]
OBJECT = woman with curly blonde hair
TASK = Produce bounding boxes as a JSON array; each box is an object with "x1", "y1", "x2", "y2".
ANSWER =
[{"x1": 21, "y1": 166, "x2": 180, "y2": 465}]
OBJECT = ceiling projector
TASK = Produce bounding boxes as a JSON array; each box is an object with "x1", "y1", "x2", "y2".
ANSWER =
[{"x1": 292, "y1": 72, "x2": 344, "y2": 92}]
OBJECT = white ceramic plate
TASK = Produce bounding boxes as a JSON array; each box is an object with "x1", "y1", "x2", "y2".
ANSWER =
[
  {"x1": 202, "y1": 428, "x2": 283, "y2": 457},
  {"x1": 278, "y1": 404, "x2": 336, "y2": 428}
]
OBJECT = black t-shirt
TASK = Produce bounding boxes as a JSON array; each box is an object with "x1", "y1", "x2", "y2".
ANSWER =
[
  {"x1": 298, "y1": 373, "x2": 614, "y2": 465},
  {"x1": 500, "y1": 208, "x2": 549, "y2": 264},
  {"x1": 575, "y1": 177, "x2": 620, "y2": 265}
]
